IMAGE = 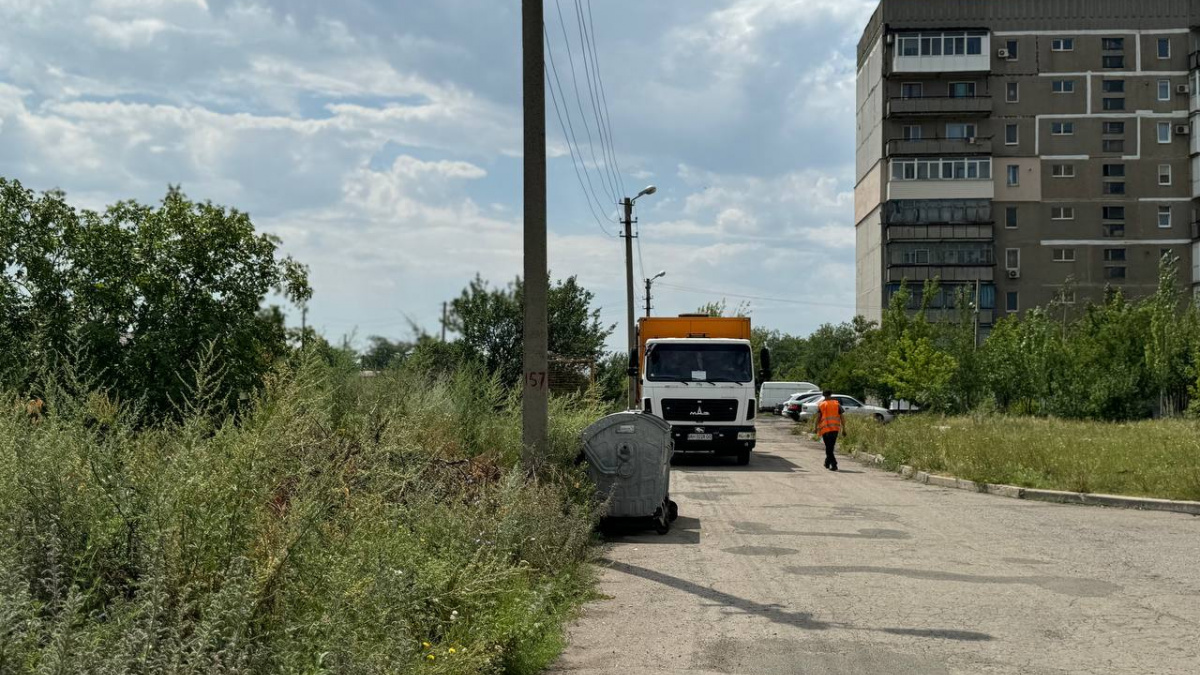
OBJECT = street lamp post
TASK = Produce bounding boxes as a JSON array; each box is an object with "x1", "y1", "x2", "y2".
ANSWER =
[
  {"x1": 624, "y1": 186, "x2": 656, "y2": 410},
  {"x1": 645, "y1": 270, "x2": 666, "y2": 317}
]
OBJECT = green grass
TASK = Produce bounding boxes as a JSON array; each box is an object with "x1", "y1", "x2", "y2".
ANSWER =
[
  {"x1": 841, "y1": 414, "x2": 1200, "y2": 502},
  {"x1": 0, "y1": 357, "x2": 607, "y2": 674}
]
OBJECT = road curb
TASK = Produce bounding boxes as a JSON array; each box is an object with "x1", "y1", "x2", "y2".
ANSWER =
[{"x1": 842, "y1": 448, "x2": 1200, "y2": 516}]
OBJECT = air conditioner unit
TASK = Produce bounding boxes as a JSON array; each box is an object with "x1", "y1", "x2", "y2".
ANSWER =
[
  {"x1": 965, "y1": 136, "x2": 978, "y2": 144},
  {"x1": 997, "y1": 48, "x2": 1010, "y2": 59},
  {"x1": 1177, "y1": 83, "x2": 1191, "y2": 95},
  {"x1": 1007, "y1": 269, "x2": 1020, "y2": 279},
  {"x1": 1175, "y1": 125, "x2": 1191, "y2": 136}
]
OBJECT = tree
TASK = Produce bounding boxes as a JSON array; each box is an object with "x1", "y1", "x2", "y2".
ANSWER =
[
  {"x1": 697, "y1": 299, "x2": 751, "y2": 317},
  {"x1": 447, "y1": 274, "x2": 614, "y2": 388},
  {"x1": 360, "y1": 336, "x2": 413, "y2": 371},
  {"x1": 884, "y1": 334, "x2": 958, "y2": 411},
  {"x1": 0, "y1": 179, "x2": 310, "y2": 417}
]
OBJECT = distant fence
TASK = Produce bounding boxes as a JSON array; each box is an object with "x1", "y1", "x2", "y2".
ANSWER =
[{"x1": 548, "y1": 357, "x2": 596, "y2": 395}]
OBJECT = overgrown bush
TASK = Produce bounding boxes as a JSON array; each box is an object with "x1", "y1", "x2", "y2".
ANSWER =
[{"x1": 0, "y1": 355, "x2": 604, "y2": 674}]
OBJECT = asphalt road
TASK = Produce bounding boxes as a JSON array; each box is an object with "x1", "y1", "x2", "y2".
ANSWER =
[{"x1": 549, "y1": 416, "x2": 1200, "y2": 675}]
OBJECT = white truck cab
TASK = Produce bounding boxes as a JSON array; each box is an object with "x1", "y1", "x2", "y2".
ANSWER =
[{"x1": 641, "y1": 337, "x2": 758, "y2": 465}]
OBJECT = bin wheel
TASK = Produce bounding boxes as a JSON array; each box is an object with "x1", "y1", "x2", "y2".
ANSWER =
[
  {"x1": 667, "y1": 500, "x2": 678, "y2": 522},
  {"x1": 655, "y1": 514, "x2": 670, "y2": 535},
  {"x1": 736, "y1": 448, "x2": 751, "y2": 466}
]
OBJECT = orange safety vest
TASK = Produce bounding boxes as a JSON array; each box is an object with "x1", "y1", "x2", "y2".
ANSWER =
[{"x1": 816, "y1": 399, "x2": 843, "y2": 436}]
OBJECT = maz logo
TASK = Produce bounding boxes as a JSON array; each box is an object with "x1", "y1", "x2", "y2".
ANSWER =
[{"x1": 690, "y1": 406, "x2": 710, "y2": 417}]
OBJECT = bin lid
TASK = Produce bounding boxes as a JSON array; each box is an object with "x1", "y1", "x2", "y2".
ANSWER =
[{"x1": 581, "y1": 412, "x2": 671, "y2": 473}]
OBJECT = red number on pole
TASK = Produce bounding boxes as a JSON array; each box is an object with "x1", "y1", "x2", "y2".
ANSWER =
[{"x1": 526, "y1": 372, "x2": 548, "y2": 390}]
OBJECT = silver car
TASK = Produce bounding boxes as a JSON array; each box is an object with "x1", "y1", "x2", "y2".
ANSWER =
[
  {"x1": 799, "y1": 395, "x2": 894, "y2": 424},
  {"x1": 782, "y1": 392, "x2": 823, "y2": 420}
]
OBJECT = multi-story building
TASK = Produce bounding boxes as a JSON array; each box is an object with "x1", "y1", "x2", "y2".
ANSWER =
[{"x1": 855, "y1": 0, "x2": 1200, "y2": 331}]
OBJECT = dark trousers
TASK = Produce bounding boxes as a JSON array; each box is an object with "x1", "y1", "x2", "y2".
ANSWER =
[{"x1": 822, "y1": 431, "x2": 839, "y2": 468}]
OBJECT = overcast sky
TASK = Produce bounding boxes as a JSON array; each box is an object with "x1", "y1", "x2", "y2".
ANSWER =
[{"x1": 0, "y1": 0, "x2": 876, "y2": 349}]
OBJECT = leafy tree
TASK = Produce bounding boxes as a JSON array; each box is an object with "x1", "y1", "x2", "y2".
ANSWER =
[
  {"x1": 448, "y1": 274, "x2": 614, "y2": 388},
  {"x1": 884, "y1": 334, "x2": 958, "y2": 411},
  {"x1": 360, "y1": 336, "x2": 413, "y2": 371},
  {"x1": 697, "y1": 299, "x2": 751, "y2": 317},
  {"x1": 0, "y1": 179, "x2": 310, "y2": 417}
]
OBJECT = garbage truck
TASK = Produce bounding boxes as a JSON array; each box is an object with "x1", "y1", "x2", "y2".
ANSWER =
[{"x1": 631, "y1": 315, "x2": 770, "y2": 465}]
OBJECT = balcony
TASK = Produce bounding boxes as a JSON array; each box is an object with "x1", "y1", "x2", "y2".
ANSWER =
[
  {"x1": 888, "y1": 96, "x2": 993, "y2": 118},
  {"x1": 884, "y1": 198, "x2": 992, "y2": 226},
  {"x1": 888, "y1": 224, "x2": 994, "y2": 241},
  {"x1": 886, "y1": 266, "x2": 994, "y2": 283},
  {"x1": 892, "y1": 31, "x2": 991, "y2": 73},
  {"x1": 887, "y1": 137, "x2": 992, "y2": 156}
]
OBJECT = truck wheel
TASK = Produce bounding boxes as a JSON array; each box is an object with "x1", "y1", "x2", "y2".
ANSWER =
[{"x1": 736, "y1": 448, "x2": 751, "y2": 466}]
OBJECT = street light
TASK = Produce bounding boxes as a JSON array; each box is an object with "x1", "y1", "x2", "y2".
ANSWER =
[
  {"x1": 645, "y1": 271, "x2": 666, "y2": 317},
  {"x1": 623, "y1": 186, "x2": 657, "y2": 409}
]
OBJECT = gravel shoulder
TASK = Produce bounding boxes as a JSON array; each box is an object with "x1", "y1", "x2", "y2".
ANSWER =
[{"x1": 549, "y1": 417, "x2": 1200, "y2": 675}]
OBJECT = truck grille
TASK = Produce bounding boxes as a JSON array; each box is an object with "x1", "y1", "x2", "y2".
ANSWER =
[{"x1": 660, "y1": 399, "x2": 739, "y2": 422}]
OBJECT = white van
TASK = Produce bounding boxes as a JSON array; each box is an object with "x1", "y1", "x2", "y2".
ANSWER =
[{"x1": 758, "y1": 381, "x2": 819, "y2": 412}]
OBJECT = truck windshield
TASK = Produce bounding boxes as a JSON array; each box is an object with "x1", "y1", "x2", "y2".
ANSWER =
[{"x1": 646, "y1": 343, "x2": 753, "y2": 383}]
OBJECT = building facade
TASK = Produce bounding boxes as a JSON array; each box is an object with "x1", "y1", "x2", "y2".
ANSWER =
[{"x1": 856, "y1": 0, "x2": 1200, "y2": 330}]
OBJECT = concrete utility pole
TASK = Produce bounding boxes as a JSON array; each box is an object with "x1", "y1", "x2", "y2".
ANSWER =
[
  {"x1": 622, "y1": 187, "x2": 657, "y2": 410},
  {"x1": 441, "y1": 301, "x2": 448, "y2": 342},
  {"x1": 973, "y1": 279, "x2": 981, "y2": 348},
  {"x1": 300, "y1": 305, "x2": 308, "y2": 350},
  {"x1": 623, "y1": 197, "x2": 637, "y2": 410},
  {"x1": 521, "y1": 0, "x2": 548, "y2": 465}
]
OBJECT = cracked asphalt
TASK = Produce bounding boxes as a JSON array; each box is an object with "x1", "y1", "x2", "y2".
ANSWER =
[{"x1": 549, "y1": 416, "x2": 1200, "y2": 675}]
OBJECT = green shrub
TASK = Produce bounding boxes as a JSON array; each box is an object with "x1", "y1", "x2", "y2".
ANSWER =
[{"x1": 0, "y1": 356, "x2": 604, "y2": 674}]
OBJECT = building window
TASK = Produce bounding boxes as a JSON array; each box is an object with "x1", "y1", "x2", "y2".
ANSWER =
[
  {"x1": 1103, "y1": 181, "x2": 1127, "y2": 195},
  {"x1": 1052, "y1": 80, "x2": 1075, "y2": 94},
  {"x1": 1158, "y1": 38, "x2": 1171, "y2": 59},
  {"x1": 1103, "y1": 164, "x2": 1125, "y2": 177},
  {"x1": 948, "y1": 82, "x2": 976, "y2": 98},
  {"x1": 1158, "y1": 206, "x2": 1172, "y2": 228},
  {"x1": 1005, "y1": 207, "x2": 1018, "y2": 229},
  {"x1": 1051, "y1": 207, "x2": 1075, "y2": 220},
  {"x1": 1053, "y1": 248, "x2": 1076, "y2": 262},
  {"x1": 1102, "y1": 37, "x2": 1125, "y2": 51},
  {"x1": 1159, "y1": 164, "x2": 1172, "y2": 186},
  {"x1": 1007, "y1": 165, "x2": 1020, "y2": 186},
  {"x1": 901, "y1": 82, "x2": 924, "y2": 98},
  {"x1": 1105, "y1": 266, "x2": 1127, "y2": 279},
  {"x1": 902, "y1": 249, "x2": 930, "y2": 265},
  {"x1": 1102, "y1": 80, "x2": 1125, "y2": 93},
  {"x1": 1158, "y1": 122, "x2": 1172, "y2": 143},
  {"x1": 1051, "y1": 122, "x2": 1074, "y2": 135},
  {"x1": 1051, "y1": 164, "x2": 1075, "y2": 178},
  {"x1": 899, "y1": 36, "x2": 920, "y2": 56},
  {"x1": 946, "y1": 123, "x2": 978, "y2": 139},
  {"x1": 1005, "y1": 248, "x2": 1020, "y2": 270},
  {"x1": 1103, "y1": 55, "x2": 1126, "y2": 69},
  {"x1": 1005, "y1": 123, "x2": 1019, "y2": 145},
  {"x1": 1005, "y1": 40, "x2": 1019, "y2": 60},
  {"x1": 892, "y1": 157, "x2": 992, "y2": 181},
  {"x1": 1102, "y1": 97, "x2": 1126, "y2": 111},
  {"x1": 1052, "y1": 38, "x2": 1074, "y2": 51},
  {"x1": 1006, "y1": 82, "x2": 1019, "y2": 102},
  {"x1": 902, "y1": 125, "x2": 922, "y2": 141},
  {"x1": 1104, "y1": 248, "x2": 1127, "y2": 262},
  {"x1": 1102, "y1": 139, "x2": 1125, "y2": 153},
  {"x1": 1105, "y1": 223, "x2": 1126, "y2": 237},
  {"x1": 1102, "y1": 121, "x2": 1125, "y2": 134},
  {"x1": 1103, "y1": 206, "x2": 1126, "y2": 221},
  {"x1": 1006, "y1": 291, "x2": 1019, "y2": 313},
  {"x1": 1159, "y1": 80, "x2": 1172, "y2": 101}
]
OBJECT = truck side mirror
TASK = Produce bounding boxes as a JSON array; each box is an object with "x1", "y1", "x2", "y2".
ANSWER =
[
  {"x1": 627, "y1": 347, "x2": 639, "y2": 377},
  {"x1": 759, "y1": 347, "x2": 772, "y2": 382}
]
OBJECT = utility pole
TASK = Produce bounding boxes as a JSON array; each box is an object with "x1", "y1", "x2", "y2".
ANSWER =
[
  {"x1": 441, "y1": 301, "x2": 448, "y2": 342},
  {"x1": 300, "y1": 305, "x2": 308, "y2": 350},
  {"x1": 973, "y1": 279, "x2": 980, "y2": 348},
  {"x1": 521, "y1": 0, "x2": 548, "y2": 466},
  {"x1": 623, "y1": 197, "x2": 637, "y2": 410},
  {"x1": 645, "y1": 277, "x2": 653, "y2": 317}
]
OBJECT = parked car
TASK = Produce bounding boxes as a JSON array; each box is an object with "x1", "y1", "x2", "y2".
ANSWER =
[
  {"x1": 783, "y1": 392, "x2": 824, "y2": 421},
  {"x1": 799, "y1": 395, "x2": 894, "y2": 424},
  {"x1": 774, "y1": 388, "x2": 819, "y2": 415}
]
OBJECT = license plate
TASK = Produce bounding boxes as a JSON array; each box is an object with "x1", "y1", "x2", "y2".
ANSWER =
[{"x1": 687, "y1": 433, "x2": 713, "y2": 441}]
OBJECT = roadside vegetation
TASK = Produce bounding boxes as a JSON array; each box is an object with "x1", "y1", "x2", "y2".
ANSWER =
[
  {"x1": 841, "y1": 414, "x2": 1200, "y2": 502},
  {"x1": 1, "y1": 179, "x2": 611, "y2": 674}
]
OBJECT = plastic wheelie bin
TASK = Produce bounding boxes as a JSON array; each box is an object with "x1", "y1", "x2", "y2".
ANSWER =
[{"x1": 581, "y1": 411, "x2": 677, "y2": 534}]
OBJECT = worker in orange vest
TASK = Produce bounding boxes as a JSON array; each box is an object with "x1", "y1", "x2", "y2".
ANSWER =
[{"x1": 813, "y1": 390, "x2": 844, "y2": 472}]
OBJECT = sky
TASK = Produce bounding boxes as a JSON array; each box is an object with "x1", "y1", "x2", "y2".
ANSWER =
[{"x1": 0, "y1": 0, "x2": 877, "y2": 350}]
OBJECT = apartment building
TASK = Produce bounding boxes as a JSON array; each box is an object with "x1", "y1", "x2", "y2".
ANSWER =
[{"x1": 855, "y1": 0, "x2": 1200, "y2": 330}]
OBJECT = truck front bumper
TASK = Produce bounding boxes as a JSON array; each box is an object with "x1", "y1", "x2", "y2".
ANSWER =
[{"x1": 670, "y1": 425, "x2": 756, "y2": 453}]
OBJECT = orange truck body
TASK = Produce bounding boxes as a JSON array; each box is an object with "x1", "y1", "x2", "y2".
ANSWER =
[{"x1": 636, "y1": 315, "x2": 752, "y2": 396}]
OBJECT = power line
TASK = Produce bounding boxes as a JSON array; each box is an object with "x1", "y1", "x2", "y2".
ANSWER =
[
  {"x1": 551, "y1": 0, "x2": 616, "y2": 203},
  {"x1": 655, "y1": 282, "x2": 868, "y2": 312},
  {"x1": 574, "y1": 0, "x2": 624, "y2": 201},
  {"x1": 583, "y1": 0, "x2": 626, "y2": 197},
  {"x1": 545, "y1": 65, "x2": 616, "y2": 237}
]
